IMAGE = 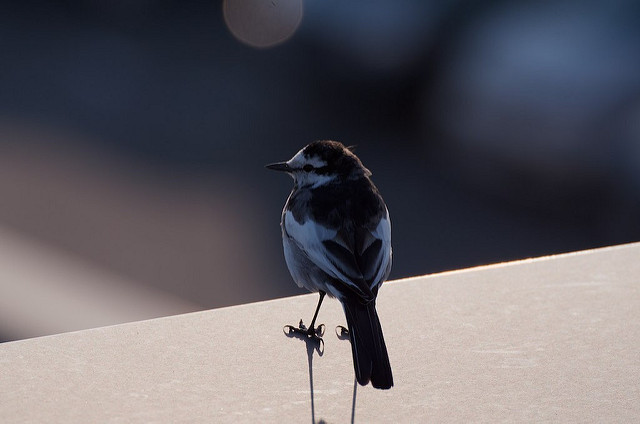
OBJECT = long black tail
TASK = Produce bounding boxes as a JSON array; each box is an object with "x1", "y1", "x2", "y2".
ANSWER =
[{"x1": 342, "y1": 298, "x2": 393, "y2": 389}]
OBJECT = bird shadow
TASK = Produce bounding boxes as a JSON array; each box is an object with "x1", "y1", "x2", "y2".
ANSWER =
[
  {"x1": 284, "y1": 324, "x2": 359, "y2": 424},
  {"x1": 336, "y1": 325, "x2": 358, "y2": 424},
  {"x1": 284, "y1": 325, "x2": 325, "y2": 424}
]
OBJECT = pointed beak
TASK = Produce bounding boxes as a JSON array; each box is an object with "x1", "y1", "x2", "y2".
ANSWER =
[{"x1": 265, "y1": 161, "x2": 292, "y2": 172}]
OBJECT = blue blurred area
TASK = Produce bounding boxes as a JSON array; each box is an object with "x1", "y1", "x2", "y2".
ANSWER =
[{"x1": 1, "y1": 0, "x2": 639, "y2": 339}]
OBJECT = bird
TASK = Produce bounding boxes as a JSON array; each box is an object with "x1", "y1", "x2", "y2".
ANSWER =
[{"x1": 266, "y1": 140, "x2": 393, "y2": 389}]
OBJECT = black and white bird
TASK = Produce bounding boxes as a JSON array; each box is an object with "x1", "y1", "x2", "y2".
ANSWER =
[{"x1": 266, "y1": 140, "x2": 393, "y2": 390}]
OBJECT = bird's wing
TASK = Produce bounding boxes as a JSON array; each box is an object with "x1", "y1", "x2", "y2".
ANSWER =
[
  {"x1": 283, "y1": 210, "x2": 374, "y2": 300},
  {"x1": 361, "y1": 209, "x2": 392, "y2": 290},
  {"x1": 284, "y1": 208, "x2": 392, "y2": 300},
  {"x1": 325, "y1": 208, "x2": 392, "y2": 292}
]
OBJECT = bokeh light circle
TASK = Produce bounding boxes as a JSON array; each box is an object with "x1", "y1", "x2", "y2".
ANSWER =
[{"x1": 223, "y1": 0, "x2": 303, "y2": 49}]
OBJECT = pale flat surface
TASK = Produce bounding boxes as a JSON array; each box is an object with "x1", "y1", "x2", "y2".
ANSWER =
[{"x1": 1, "y1": 243, "x2": 639, "y2": 423}]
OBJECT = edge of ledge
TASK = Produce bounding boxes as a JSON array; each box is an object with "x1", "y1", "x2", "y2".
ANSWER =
[
  {"x1": 5, "y1": 241, "x2": 637, "y2": 345},
  {"x1": 390, "y1": 241, "x2": 640, "y2": 285}
]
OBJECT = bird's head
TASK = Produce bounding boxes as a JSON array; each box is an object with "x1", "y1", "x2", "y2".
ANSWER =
[{"x1": 266, "y1": 140, "x2": 371, "y2": 188}]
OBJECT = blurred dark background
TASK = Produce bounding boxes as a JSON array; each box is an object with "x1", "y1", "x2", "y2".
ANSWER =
[{"x1": 1, "y1": 0, "x2": 639, "y2": 341}]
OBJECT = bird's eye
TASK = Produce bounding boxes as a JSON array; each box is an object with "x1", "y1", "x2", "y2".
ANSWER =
[{"x1": 302, "y1": 164, "x2": 314, "y2": 172}]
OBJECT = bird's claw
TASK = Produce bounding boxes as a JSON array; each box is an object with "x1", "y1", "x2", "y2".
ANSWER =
[
  {"x1": 283, "y1": 320, "x2": 325, "y2": 339},
  {"x1": 335, "y1": 325, "x2": 349, "y2": 339}
]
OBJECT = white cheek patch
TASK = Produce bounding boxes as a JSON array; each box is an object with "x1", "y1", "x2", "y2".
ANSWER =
[
  {"x1": 287, "y1": 150, "x2": 327, "y2": 170},
  {"x1": 286, "y1": 150, "x2": 334, "y2": 188},
  {"x1": 306, "y1": 156, "x2": 328, "y2": 168}
]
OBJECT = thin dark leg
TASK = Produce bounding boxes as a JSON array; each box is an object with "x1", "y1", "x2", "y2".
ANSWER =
[{"x1": 308, "y1": 291, "x2": 326, "y2": 330}]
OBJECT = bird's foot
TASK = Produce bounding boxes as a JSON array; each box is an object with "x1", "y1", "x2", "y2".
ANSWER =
[
  {"x1": 283, "y1": 319, "x2": 325, "y2": 340},
  {"x1": 335, "y1": 325, "x2": 349, "y2": 340}
]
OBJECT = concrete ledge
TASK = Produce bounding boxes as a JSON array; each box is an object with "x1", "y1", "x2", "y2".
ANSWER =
[{"x1": 2, "y1": 243, "x2": 639, "y2": 422}]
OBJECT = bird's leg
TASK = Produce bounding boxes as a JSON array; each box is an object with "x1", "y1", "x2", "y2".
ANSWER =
[
  {"x1": 308, "y1": 291, "x2": 325, "y2": 331},
  {"x1": 284, "y1": 291, "x2": 326, "y2": 339}
]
